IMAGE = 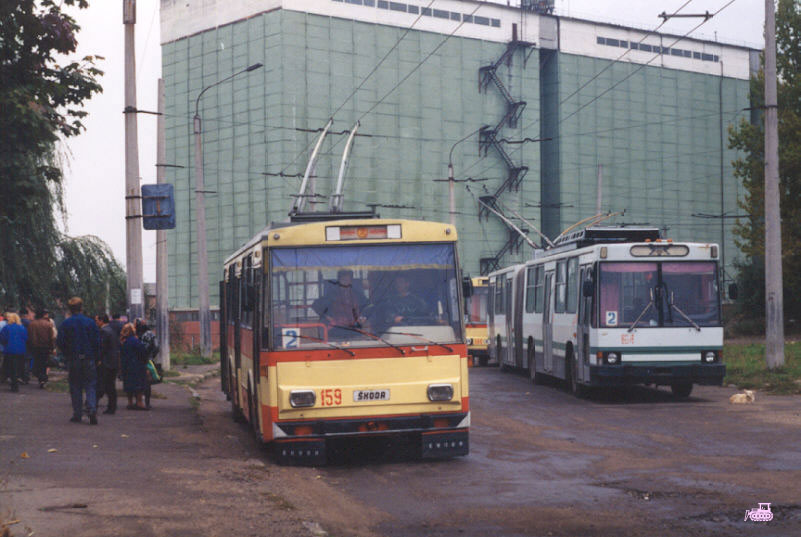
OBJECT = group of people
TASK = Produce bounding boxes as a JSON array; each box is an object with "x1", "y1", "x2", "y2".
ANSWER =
[
  {"x1": 0, "y1": 296, "x2": 160, "y2": 425},
  {"x1": 0, "y1": 308, "x2": 56, "y2": 391}
]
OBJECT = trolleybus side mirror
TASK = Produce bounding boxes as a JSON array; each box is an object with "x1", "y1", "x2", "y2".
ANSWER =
[
  {"x1": 728, "y1": 283, "x2": 738, "y2": 300},
  {"x1": 582, "y1": 279, "x2": 593, "y2": 297},
  {"x1": 463, "y1": 277, "x2": 474, "y2": 298}
]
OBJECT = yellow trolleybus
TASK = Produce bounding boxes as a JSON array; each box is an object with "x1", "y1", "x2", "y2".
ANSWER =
[
  {"x1": 464, "y1": 277, "x2": 490, "y2": 366},
  {"x1": 220, "y1": 217, "x2": 470, "y2": 464}
]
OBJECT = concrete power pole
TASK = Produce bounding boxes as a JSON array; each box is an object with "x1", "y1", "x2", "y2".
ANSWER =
[
  {"x1": 156, "y1": 78, "x2": 170, "y2": 370},
  {"x1": 123, "y1": 0, "x2": 144, "y2": 322},
  {"x1": 764, "y1": 0, "x2": 784, "y2": 368}
]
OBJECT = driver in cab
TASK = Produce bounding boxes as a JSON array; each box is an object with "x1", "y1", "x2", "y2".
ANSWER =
[
  {"x1": 382, "y1": 275, "x2": 431, "y2": 326},
  {"x1": 312, "y1": 269, "x2": 367, "y2": 337}
]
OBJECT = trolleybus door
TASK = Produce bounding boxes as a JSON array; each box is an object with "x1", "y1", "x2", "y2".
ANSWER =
[
  {"x1": 543, "y1": 272, "x2": 554, "y2": 372},
  {"x1": 577, "y1": 266, "x2": 591, "y2": 382},
  {"x1": 513, "y1": 270, "x2": 525, "y2": 368},
  {"x1": 504, "y1": 278, "x2": 513, "y2": 366}
]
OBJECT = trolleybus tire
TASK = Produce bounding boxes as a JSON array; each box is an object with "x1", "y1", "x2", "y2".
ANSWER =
[
  {"x1": 670, "y1": 381, "x2": 693, "y2": 399},
  {"x1": 528, "y1": 343, "x2": 543, "y2": 385},
  {"x1": 478, "y1": 355, "x2": 489, "y2": 367},
  {"x1": 567, "y1": 348, "x2": 586, "y2": 398}
]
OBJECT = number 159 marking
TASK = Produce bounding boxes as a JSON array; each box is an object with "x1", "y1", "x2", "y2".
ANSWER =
[{"x1": 320, "y1": 388, "x2": 342, "y2": 406}]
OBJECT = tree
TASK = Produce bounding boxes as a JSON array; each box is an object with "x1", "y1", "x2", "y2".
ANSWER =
[
  {"x1": 730, "y1": 0, "x2": 801, "y2": 326},
  {"x1": 0, "y1": 0, "x2": 115, "y2": 312}
]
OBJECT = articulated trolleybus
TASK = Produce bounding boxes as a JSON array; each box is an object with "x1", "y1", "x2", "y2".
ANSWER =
[
  {"x1": 488, "y1": 227, "x2": 725, "y2": 398},
  {"x1": 221, "y1": 217, "x2": 470, "y2": 464}
]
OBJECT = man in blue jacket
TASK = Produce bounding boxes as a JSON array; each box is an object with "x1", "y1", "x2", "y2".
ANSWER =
[
  {"x1": 57, "y1": 297, "x2": 100, "y2": 424},
  {"x1": 0, "y1": 312, "x2": 28, "y2": 392}
]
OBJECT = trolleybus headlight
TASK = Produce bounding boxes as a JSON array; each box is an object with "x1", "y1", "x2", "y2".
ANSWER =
[
  {"x1": 605, "y1": 352, "x2": 619, "y2": 364},
  {"x1": 703, "y1": 351, "x2": 717, "y2": 363},
  {"x1": 289, "y1": 390, "x2": 316, "y2": 408},
  {"x1": 466, "y1": 338, "x2": 473, "y2": 345},
  {"x1": 484, "y1": 338, "x2": 490, "y2": 345},
  {"x1": 427, "y1": 384, "x2": 454, "y2": 401}
]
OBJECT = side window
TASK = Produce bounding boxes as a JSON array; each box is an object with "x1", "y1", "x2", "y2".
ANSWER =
[
  {"x1": 566, "y1": 257, "x2": 579, "y2": 314},
  {"x1": 555, "y1": 260, "x2": 566, "y2": 313},
  {"x1": 495, "y1": 274, "x2": 506, "y2": 314},
  {"x1": 534, "y1": 266, "x2": 544, "y2": 313},
  {"x1": 525, "y1": 266, "x2": 536, "y2": 313}
]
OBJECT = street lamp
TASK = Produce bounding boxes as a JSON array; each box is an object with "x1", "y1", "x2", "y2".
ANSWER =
[
  {"x1": 446, "y1": 128, "x2": 484, "y2": 226},
  {"x1": 193, "y1": 62, "x2": 263, "y2": 358}
]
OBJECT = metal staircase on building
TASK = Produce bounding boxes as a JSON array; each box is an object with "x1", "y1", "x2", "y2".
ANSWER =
[
  {"x1": 477, "y1": 39, "x2": 534, "y2": 273},
  {"x1": 479, "y1": 199, "x2": 530, "y2": 274}
]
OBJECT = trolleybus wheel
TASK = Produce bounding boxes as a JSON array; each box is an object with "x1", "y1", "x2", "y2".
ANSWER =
[
  {"x1": 528, "y1": 343, "x2": 543, "y2": 385},
  {"x1": 568, "y1": 348, "x2": 586, "y2": 398},
  {"x1": 670, "y1": 382, "x2": 693, "y2": 399},
  {"x1": 478, "y1": 355, "x2": 489, "y2": 367}
]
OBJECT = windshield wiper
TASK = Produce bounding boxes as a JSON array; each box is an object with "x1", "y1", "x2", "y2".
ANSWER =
[
  {"x1": 293, "y1": 334, "x2": 355, "y2": 356},
  {"x1": 628, "y1": 287, "x2": 655, "y2": 333},
  {"x1": 664, "y1": 289, "x2": 701, "y2": 332},
  {"x1": 329, "y1": 324, "x2": 406, "y2": 356},
  {"x1": 382, "y1": 331, "x2": 454, "y2": 353}
]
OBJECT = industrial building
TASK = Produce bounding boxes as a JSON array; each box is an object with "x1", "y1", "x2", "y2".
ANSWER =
[{"x1": 159, "y1": 0, "x2": 758, "y2": 317}]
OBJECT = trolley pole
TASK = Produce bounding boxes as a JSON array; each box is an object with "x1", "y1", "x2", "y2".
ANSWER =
[
  {"x1": 156, "y1": 78, "x2": 170, "y2": 370},
  {"x1": 123, "y1": 0, "x2": 144, "y2": 322},
  {"x1": 764, "y1": 0, "x2": 784, "y2": 368}
]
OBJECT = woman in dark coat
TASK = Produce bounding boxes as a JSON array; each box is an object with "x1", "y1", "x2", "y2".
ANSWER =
[{"x1": 119, "y1": 323, "x2": 147, "y2": 410}]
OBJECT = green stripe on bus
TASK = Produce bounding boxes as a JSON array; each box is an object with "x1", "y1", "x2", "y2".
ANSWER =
[{"x1": 590, "y1": 346, "x2": 722, "y2": 354}]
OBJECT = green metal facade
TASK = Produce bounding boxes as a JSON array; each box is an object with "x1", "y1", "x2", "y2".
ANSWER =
[{"x1": 162, "y1": 9, "x2": 750, "y2": 310}]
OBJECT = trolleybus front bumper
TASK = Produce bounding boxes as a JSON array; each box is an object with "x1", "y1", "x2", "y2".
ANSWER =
[
  {"x1": 588, "y1": 363, "x2": 725, "y2": 387},
  {"x1": 273, "y1": 412, "x2": 470, "y2": 465}
]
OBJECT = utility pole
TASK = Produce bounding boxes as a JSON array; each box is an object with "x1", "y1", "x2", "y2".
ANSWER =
[
  {"x1": 156, "y1": 78, "x2": 170, "y2": 370},
  {"x1": 194, "y1": 63, "x2": 263, "y2": 358},
  {"x1": 596, "y1": 164, "x2": 603, "y2": 215},
  {"x1": 764, "y1": 0, "x2": 784, "y2": 368},
  {"x1": 123, "y1": 0, "x2": 144, "y2": 322}
]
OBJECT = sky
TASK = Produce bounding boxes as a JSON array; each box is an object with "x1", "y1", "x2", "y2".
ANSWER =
[{"x1": 63, "y1": 0, "x2": 764, "y2": 281}]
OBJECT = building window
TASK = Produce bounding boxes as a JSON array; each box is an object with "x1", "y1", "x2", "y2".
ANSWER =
[
  {"x1": 407, "y1": 4, "x2": 418, "y2": 13},
  {"x1": 346, "y1": 0, "x2": 363, "y2": 4},
  {"x1": 597, "y1": 36, "x2": 606, "y2": 45},
  {"x1": 701, "y1": 53, "x2": 714, "y2": 61},
  {"x1": 421, "y1": 7, "x2": 431, "y2": 15},
  {"x1": 619, "y1": 40, "x2": 628, "y2": 48},
  {"x1": 451, "y1": 12, "x2": 460, "y2": 21},
  {"x1": 463, "y1": 14, "x2": 473, "y2": 23},
  {"x1": 378, "y1": 0, "x2": 388, "y2": 8},
  {"x1": 629, "y1": 42, "x2": 638, "y2": 50},
  {"x1": 364, "y1": 0, "x2": 375, "y2": 5},
  {"x1": 606, "y1": 38, "x2": 619, "y2": 47},
  {"x1": 693, "y1": 51, "x2": 701, "y2": 59},
  {"x1": 390, "y1": 2, "x2": 406, "y2": 12},
  {"x1": 491, "y1": 18, "x2": 500, "y2": 27},
  {"x1": 639, "y1": 43, "x2": 652, "y2": 52},
  {"x1": 475, "y1": 15, "x2": 489, "y2": 25},
  {"x1": 433, "y1": 9, "x2": 449, "y2": 19}
]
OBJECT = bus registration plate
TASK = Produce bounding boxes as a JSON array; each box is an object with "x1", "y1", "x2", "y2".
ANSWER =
[{"x1": 353, "y1": 389, "x2": 390, "y2": 402}]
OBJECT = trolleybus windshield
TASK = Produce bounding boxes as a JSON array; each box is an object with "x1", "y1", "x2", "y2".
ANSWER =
[
  {"x1": 270, "y1": 243, "x2": 462, "y2": 350},
  {"x1": 599, "y1": 261, "x2": 720, "y2": 328}
]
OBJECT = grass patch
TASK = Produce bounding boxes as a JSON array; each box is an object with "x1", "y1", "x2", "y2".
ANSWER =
[
  {"x1": 161, "y1": 370, "x2": 180, "y2": 378},
  {"x1": 44, "y1": 378, "x2": 69, "y2": 393},
  {"x1": 262, "y1": 491, "x2": 295, "y2": 511},
  {"x1": 170, "y1": 350, "x2": 220, "y2": 366},
  {"x1": 724, "y1": 341, "x2": 801, "y2": 394}
]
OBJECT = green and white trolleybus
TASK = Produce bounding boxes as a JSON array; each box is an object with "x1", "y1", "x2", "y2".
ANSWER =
[{"x1": 488, "y1": 227, "x2": 725, "y2": 398}]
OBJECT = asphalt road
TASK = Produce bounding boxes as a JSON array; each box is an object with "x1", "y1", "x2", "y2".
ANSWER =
[
  {"x1": 3, "y1": 365, "x2": 800, "y2": 537},
  {"x1": 317, "y1": 367, "x2": 801, "y2": 537}
]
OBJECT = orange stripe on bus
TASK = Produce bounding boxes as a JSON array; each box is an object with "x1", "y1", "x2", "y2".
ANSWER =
[{"x1": 259, "y1": 345, "x2": 467, "y2": 367}]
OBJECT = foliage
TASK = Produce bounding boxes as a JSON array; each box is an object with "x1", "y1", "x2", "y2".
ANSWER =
[
  {"x1": 724, "y1": 341, "x2": 801, "y2": 394},
  {"x1": 171, "y1": 350, "x2": 221, "y2": 366},
  {"x1": 729, "y1": 0, "x2": 801, "y2": 323},
  {"x1": 53, "y1": 235, "x2": 127, "y2": 315},
  {"x1": 0, "y1": 1, "x2": 108, "y2": 311}
]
